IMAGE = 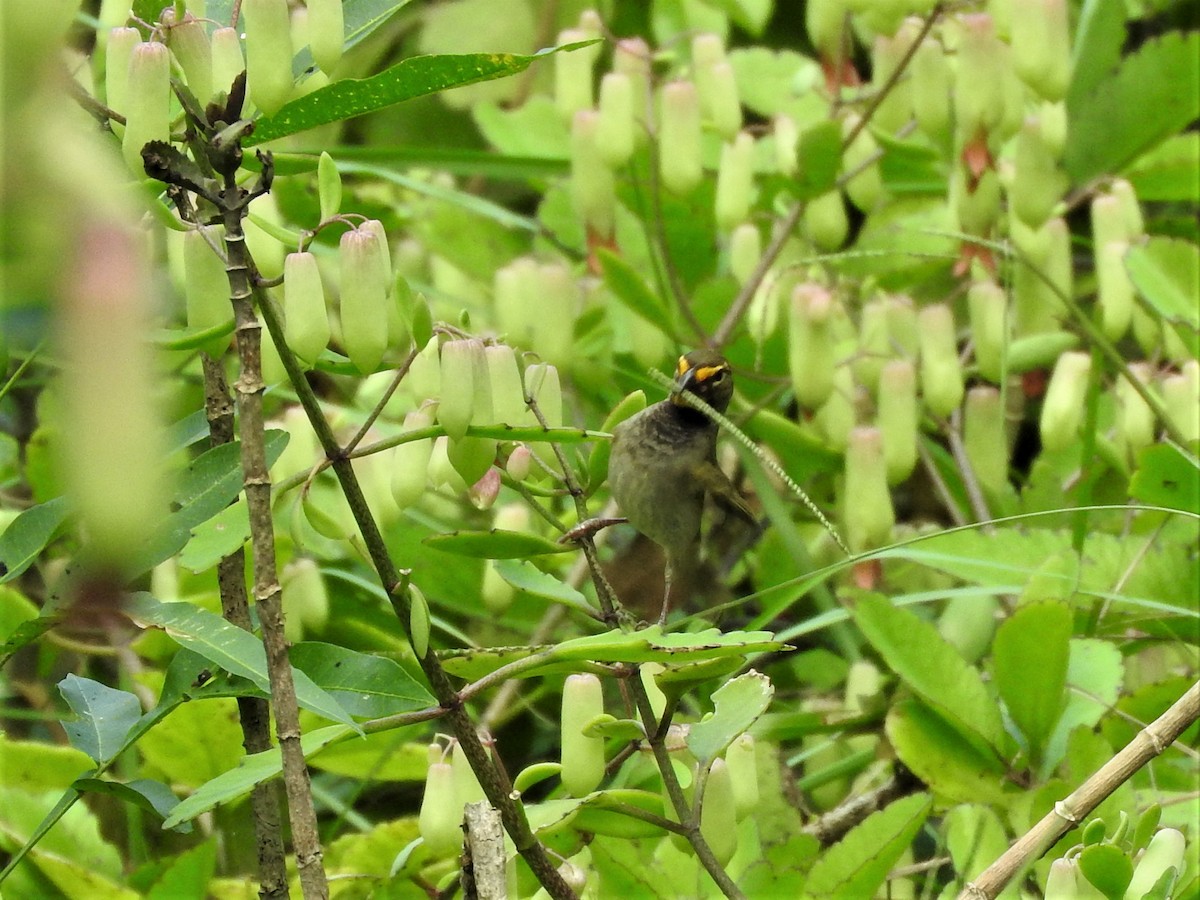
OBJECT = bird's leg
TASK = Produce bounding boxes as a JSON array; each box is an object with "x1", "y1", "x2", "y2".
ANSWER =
[
  {"x1": 558, "y1": 517, "x2": 628, "y2": 545},
  {"x1": 657, "y1": 560, "x2": 674, "y2": 626}
]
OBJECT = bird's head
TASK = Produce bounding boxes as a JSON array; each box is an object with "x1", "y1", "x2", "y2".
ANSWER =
[{"x1": 670, "y1": 349, "x2": 735, "y2": 415}]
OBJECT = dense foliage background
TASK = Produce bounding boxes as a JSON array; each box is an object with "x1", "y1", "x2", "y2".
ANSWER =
[{"x1": 1, "y1": 0, "x2": 1197, "y2": 897}]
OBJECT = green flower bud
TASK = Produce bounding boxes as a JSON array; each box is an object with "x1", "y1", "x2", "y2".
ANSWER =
[
  {"x1": 561, "y1": 673, "x2": 606, "y2": 797},
  {"x1": 449, "y1": 436, "x2": 496, "y2": 487},
  {"x1": 307, "y1": 0, "x2": 344, "y2": 75},
  {"x1": 853, "y1": 299, "x2": 890, "y2": 392},
  {"x1": 964, "y1": 386, "x2": 1009, "y2": 494},
  {"x1": 613, "y1": 37, "x2": 652, "y2": 128},
  {"x1": 1008, "y1": 330, "x2": 1080, "y2": 373},
  {"x1": 954, "y1": 14, "x2": 1007, "y2": 145},
  {"x1": 391, "y1": 405, "x2": 436, "y2": 509},
  {"x1": 210, "y1": 26, "x2": 244, "y2": 98},
  {"x1": 918, "y1": 304, "x2": 964, "y2": 417},
  {"x1": 165, "y1": 10, "x2": 213, "y2": 106},
  {"x1": 1096, "y1": 240, "x2": 1134, "y2": 341},
  {"x1": 438, "y1": 339, "x2": 483, "y2": 441},
  {"x1": 482, "y1": 560, "x2": 515, "y2": 614},
  {"x1": 774, "y1": 114, "x2": 799, "y2": 175},
  {"x1": 419, "y1": 762, "x2": 462, "y2": 858},
  {"x1": 878, "y1": 359, "x2": 918, "y2": 484},
  {"x1": 724, "y1": 734, "x2": 759, "y2": 822},
  {"x1": 524, "y1": 362, "x2": 563, "y2": 474},
  {"x1": 451, "y1": 740, "x2": 486, "y2": 806},
  {"x1": 1038, "y1": 99, "x2": 1068, "y2": 158},
  {"x1": 870, "y1": 23, "x2": 919, "y2": 137},
  {"x1": 485, "y1": 344, "x2": 525, "y2": 425},
  {"x1": 408, "y1": 336, "x2": 441, "y2": 401},
  {"x1": 698, "y1": 61, "x2": 742, "y2": 140},
  {"x1": 409, "y1": 583, "x2": 430, "y2": 658},
  {"x1": 301, "y1": 480, "x2": 352, "y2": 540},
  {"x1": 570, "y1": 110, "x2": 616, "y2": 240},
  {"x1": 806, "y1": 0, "x2": 851, "y2": 58},
  {"x1": 271, "y1": 405, "x2": 317, "y2": 483},
  {"x1": 804, "y1": 189, "x2": 849, "y2": 252},
  {"x1": 968, "y1": 281, "x2": 1008, "y2": 383},
  {"x1": 596, "y1": 72, "x2": 635, "y2": 167},
  {"x1": 954, "y1": 167, "x2": 1002, "y2": 238},
  {"x1": 1011, "y1": 116, "x2": 1066, "y2": 228},
  {"x1": 1040, "y1": 351, "x2": 1092, "y2": 453},
  {"x1": 700, "y1": 758, "x2": 738, "y2": 867},
  {"x1": 911, "y1": 38, "x2": 952, "y2": 147},
  {"x1": 1116, "y1": 363, "x2": 1156, "y2": 464},
  {"x1": 317, "y1": 151, "x2": 341, "y2": 221},
  {"x1": 494, "y1": 257, "x2": 539, "y2": 353},
  {"x1": 243, "y1": 0, "x2": 294, "y2": 116},
  {"x1": 283, "y1": 251, "x2": 330, "y2": 365},
  {"x1": 1044, "y1": 859, "x2": 1081, "y2": 899},
  {"x1": 843, "y1": 427, "x2": 896, "y2": 552},
  {"x1": 659, "y1": 80, "x2": 703, "y2": 195},
  {"x1": 554, "y1": 28, "x2": 594, "y2": 120},
  {"x1": 815, "y1": 366, "x2": 857, "y2": 452},
  {"x1": 1090, "y1": 194, "x2": 1128, "y2": 250},
  {"x1": 104, "y1": 27, "x2": 140, "y2": 117},
  {"x1": 729, "y1": 223, "x2": 762, "y2": 285},
  {"x1": 1125, "y1": 829, "x2": 1185, "y2": 900},
  {"x1": 1010, "y1": 0, "x2": 1070, "y2": 102},
  {"x1": 842, "y1": 114, "x2": 884, "y2": 212},
  {"x1": 354, "y1": 441, "x2": 401, "y2": 526},
  {"x1": 1109, "y1": 178, "x2": 1145, "y2": 239},
  {"x1": 1161, "y1": 362, "x2": 1199, "y2": 444},
  {"x1": 789, "y1": 283, "x2": 837, "y2": 409},
  {"x1": 531, "y1": 263, "x2": 577, "y2": 367},
  {"x1": 338, "y1": 227, "x2": 388, "y2": 373},
  {"x1": 428, "y1": 436, "x2": 469, "y2": 492},
  {"x1": 244, "y1": 195, "x2": 287, "y2": 280},
  {"x1": 281, "y1": 557, "x2": 329, "y2": 643},
  {"x1": 885, "y1": 294, "x2": 919, "y2": 359},
  {"x1": 715, "y1": 131, "x2": 756, "y2": 231},
  {"x1": 122, "y1": 41, "x2": 170, "y2": 174},
  {"x1": 183, "y1": 225, "x2": 233, "y2": 358}
]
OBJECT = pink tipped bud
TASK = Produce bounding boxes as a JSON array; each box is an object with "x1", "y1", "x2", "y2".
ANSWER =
[
  {"x1": 338, "y1": 228, "x2": 388, "y2": 373},
  {"x1": 1010, "y1": 117, "x2": 1066, "y2": 228},
  {"x1": 843, "y1": 427, "x2": 896, "y2": 553},
  {"x1": 967, "y1": 281, "x2": 1008, "y2": 383},
  {"x1": 877, "y1": 360, "x2": 918, "y2": 484},
  {"x1": 658, "y1": 81, "x2": 703, "y2": 195},
  {"x1": 964, "y1": 386, "x2": 1009, "y2": 494},
  {"x1": 788, "y1": 283, "x2": 838, "y2": 409},
  {"x1": 917, "y1": 304, "x2": 964, "y2": 417},
  {"x1": 211, "y1": 27, "x2": 245, "y2": 98},
  {"x1": 596, "y1": 73, "x2": 635, "y2": 166},
  {"x1": 104, "y1": 27, "x2": 140, "y2": 115},
  {"x1": 165, "y1": 11, "x2": 213, "y2": 105},
  {"x1": 122, "y1": 41, "x2": 171, "y2": 174}
]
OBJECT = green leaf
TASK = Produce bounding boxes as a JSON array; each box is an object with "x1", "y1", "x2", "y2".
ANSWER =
[
  {"x1": 162, "y1": 724, "x2": 356, "y2": 828},
  {"x1": 0, "y1": 614, "x2": 64, "y2": 670},
  {"x1": 178, "y1": 500, "x2": 249, "y2": 574},
  {"x1": 686, "y1": 672, "x2": 774, "y2": 764},
  {"x1": 1041, "y1": 639, "x2": 1125, "y2": 777},
  {"x1": 851, "y1": 593, "x2": 1006, "y2": 755},
  {"x1": 0, "y1": 734, "x2": 93, "y2": 791},
  {"x1": 1130, "y1": 444, "x2": 1200, "y2": 513},
  {"x1": 805, "y1": 793, "x2": 931, "y2": 897},
  {"x1": 586, "y1": 390, "x2": 644, "y2": 493},
  {"x1": 794, "y1": 120, "x2": 843, "y2": 200},
  {"x1": 423, "y1": 528, "x2": 572, "y2": 558},
  {"x1": 247, "y1": 43, "x2": 597, "y2": 146},
  {"x1": 1125, "y1": 237, "x2": 1200, "y2": 329},
  {"x1": 125, "y1": 594, "x2": 358, "y2": 731},
  {"x1": 307, "y1": 733, "x2": 428, "y2": 781},
  {"x1": 944, "y1": 805, "x2": 1012, "y2": 895},
  {"x1": 597, "y1": 248, "x2": 677, "y2": 338},
  {"x1": 288, "y1": 642, "x2": 435, "y2": 718},
  {"x1": 0, "y1": 498, "x2": 68, "y2": 584},
  {"x1": 1068, "y1": 0, "x2": 1127, "y2": 111},
  {"x1": 58, "y1": 675, "x2": 142, "y2": 764},
  {"x1": 885, "y1": 700, "x2": 1009, "y2": 804},
  {"x1": 143, "y1": 841, "x2": 217, "y2": 900},
  {"x1": 993, "y1": 601, "x2": 1072, "y2": 763},
  {"x1": 1065, "y1": 31, "x2": 1200, "y2": 183},
  {"x1": 1079, "y1": 843, "x2": 1134, "y2": 899},
  {"x1": 1126, "y1": 134, "x2": 1200, "y2": 202},
  {"x1": 72, "y1": 778, "x2": 190, "y2": 834},
  {"x1": 493, "y1": 559, "x2": 591, "y2": 611}
]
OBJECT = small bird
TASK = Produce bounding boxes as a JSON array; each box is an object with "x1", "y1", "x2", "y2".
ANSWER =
[{"x1": 606, "y1": 349, "x2": 756, "y2": 622}]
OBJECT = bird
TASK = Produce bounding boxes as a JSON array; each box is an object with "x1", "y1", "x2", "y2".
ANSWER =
[{"x1": 605, "y1": 349, "x2": 756, "y2": 623}]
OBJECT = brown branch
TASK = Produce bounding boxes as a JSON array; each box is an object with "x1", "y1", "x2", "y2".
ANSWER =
[{"x1": 960, "y1": 679, "x2": 1200, "y2": 899}]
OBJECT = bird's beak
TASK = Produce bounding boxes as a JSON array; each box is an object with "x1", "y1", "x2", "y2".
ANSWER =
[{"x1": 671, "y1": 365, "x2": 697, "y2": 405}]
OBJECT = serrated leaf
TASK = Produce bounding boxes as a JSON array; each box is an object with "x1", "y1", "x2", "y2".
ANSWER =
[
  {"x1": 1065, "y1": 31, "x2": 1200, "y2": 183},
  {"x1": 852, "y1": 593, "x2": 1006, "y2": 755},
  {"x1": 73, "y1": 778, "x2": 191, "y2": 834},
  {"x1": 795, "y1": 120, "x2": 843, "y2": 200},
  {"x1": 1126, "y1": 133, "x2": 1200, "y2": 203},
  {"x1": 993, "y1": 601, "x2": 1072, "y2": 763},
  {"x1": 1068, "y1": 0, "x2": 1127, "y2": 111},
  {"x1": 687, "y1": 672, "x2": 773, "y2": 763},
  {"x1": 58, "y1": 675, "x2": 142, "y2": 764},
  {"x1": 288, "y1": 642, "x2": 434, "y2": 718},
  {"x1": 885, "y1": 700, "x2": 1008, "y2": 805},
  {"x1": 597, "y1": 248, "x2": 677, "y2": 337},
  {"x1": 125, "y1": 594, "x2": 358, "y2": 731},
  {"x1": 805, "y1": 793, "x2": 931, "y2": 897},
  {"x1": 1125, "y1": 237, "x2": 1200, "y2": 328},
  {"x1": 0, "y1": 498, "x2": 68, "y2": 584},
  {"x1": 1130, "y1": 444, "x2": 1200, "y2": 513},
  {"x1": 247, "y1": 43, "x2": 597, "y2": 146},
  {"x1": 424, "y1": 528, "x2": 572, "y2": 558},
  {"x1": 493, "y1": 558, "x2": 591, "y2": 610}
]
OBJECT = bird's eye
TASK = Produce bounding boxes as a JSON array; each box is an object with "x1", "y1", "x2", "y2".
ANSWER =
[{"x1": 711, "y1": 368, "x2": 728, "y2": 382}]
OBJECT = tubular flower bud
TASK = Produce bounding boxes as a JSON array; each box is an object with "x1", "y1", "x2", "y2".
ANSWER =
[
  {"x1": 560, "y1": 674, "x2": 606, "y2": 797},
  {"x1": 1115, "y1": 363, "x2": 1156, "y2": 464},
  {"x1": 953, "y1": 14, "x2": 1007, "y2": 146},
  {"x1": 815, "y1": 366, "x2": 856, "y2": 452},
  {"x1": 183, "y1": 225, "x2": 232, "y2": 358},
  {"x1": 613, "y1": 37, "x2": 652, "y2": 128},
  {"x1": 954, "y1": 168, "x2": 1002, "y2": 238},
  {"x1": 725, "y1": 734, "x2": 759, "y2": 822},
  {"x1": 123, "y1": 41, "x2": 171, "y2": 174},
  {"x1": 715, "y1": 132, "x2": 756, "y2": 231},
  {"x1": 701, "y1": 758, "x2": 739, "y2": 867},
  {"x1": 804, "y1": 189, "x2": 849, "y2": 252},
  {"x1": 438, "y1": 339, "x2": 484, "y2": 442},
  {"x1": 870, "y1": 23, "x2": 919, "y2": 137},
  {"x1": 104, "y1": 27, "x2": 140, "y2": 116},
  {"x1": 531, "y1": 263, "x2": 578, "y2": 368},
  {"x1": 494, "y1": 256, "x2": 539, "y2": 353},
  {"x1": 964, "y1": 386, "x2": 1009, "y2": 494},
  {"x1": 338, "y1": 227, "x2": 388, "y2": 373},
  {"x1": 1038, "y1": 100, "x2": 1068, "y2": 159},
  {"x1": 806, "y1": 0, "x2": 851, "y2": 58},
  {"x1": 698, "y1": 61, "x2": 742, "y2": 140},
  {"x1": 729, "y1": 223, "x2": 762, "y2": 285},
  {"x1": 280, "y1": 557, "x2": 329, "y2": 642},
  {"x1": 1125, "y1": 829, "x2": 1185, "y2": 900},
  {"x1": 885, "y1": 294, "x2": 918, "y2": 359},
  {"x1": 452, "y1": 741, "x2": 486, "y2": 807},
  {"x1": 408, "y1": 335, "x2": 441, "y2": 402},
  {"x1": 877, "y1": 360, "x2": 918, "y2": 484},
  {"x1": 1040, "y1": 351, "x2": 1092, "y2": 454},
  {"x1": 419, "y1": 762, "x2": 462, "y2": 858},
  {"x1": 307, "y1": 0, "x2": 344, "y2": 75},
  {"x1": 843, "y1": 427, "x2": 896, "y2": 553},
  {"x1": 391, "y1": 405, "x2": 436, "y2": 509},
  {"x1": 408, "y1": 583, "x2": 430, "y2": 658},
  {"x1": 283, "y1": 252, "x2": 330, "y2": 365},
  {"x1": 911, "y1": 38, "x2": 952, "y2": 146},
  {"x1": 659, "y1": 81, "x2": 703, "y2": 195},
  {"x1": 918, "y1": 304, "x2": 964, "y2": 417},
  {"x1": 554, "y1": 28, "x2": 594, "y2": 120},
  {"x1": 1090, "y1": 194, "x2": 1128, "y2": 250},
  {"x1": 1109, "y1": 179, "x2": 1145, "y2": 239},
  {"x1": 481, "y1": 561, "x2": 515, "y2": 614},
  {"x1": 788, "y1": 283, "x2": 838, "y2": 409},
  {"x1": 485, "y1": 344, "x2": 526, "y2": 425},
  {"x1": 967, "y1": 281, "x2": 1008, "y2": 383},
  {"x1": 1043, "y1": 859, "x2": 1081, "y2": 898},
  {"x1": 1010, "y1": 116, "x2": 1066, "y2": 228},
  {"x1": 596, "y1": 73, "x2": 635, "y2": 167},
  {"x1": 774, "y1": 114, "x2": 799, "y2": 175},
  {"x1": 853, "y1": 299, "x2": 890, "y2": 392},
  {"x1": 570, "y1": 110, "x2": 616, "y2": 240},
  {"x1": 164, "y1": 10, "x2": 213, "y2": 106},
  {"x1": 211, "y1": 27, "x2": 244, "y2": 97},
  {"x1": 243, "y1": 0, "x2": 294, "y2": 115},
  {"x1": 1096, "y1": 241, "x2": 1134, "y2": 341},
  {"x1": 1161, "y1": 362, "x2": 1200, "y2": 443},
  {"x1": 317, "y1": 151, "x2": 342, "y2": 221},
  {"x1": 1010, "y1": 0, "x2": 1070, "y2": 102},
  {"x1": 842, "y1": 114, "x2": 884, "y2": 211}
]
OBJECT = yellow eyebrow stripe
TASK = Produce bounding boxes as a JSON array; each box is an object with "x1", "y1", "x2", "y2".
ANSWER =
[
  {"x1": 676, "y1": 356, "x2": 689, "y2": 376},
  {"x1": 693, "y1": 365, "x2": 726, "y2": 382}
]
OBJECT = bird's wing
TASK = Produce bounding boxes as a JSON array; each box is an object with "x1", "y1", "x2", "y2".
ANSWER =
[{"x1": 691, "y1": 461, "x2": 756, "y2": 524}]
